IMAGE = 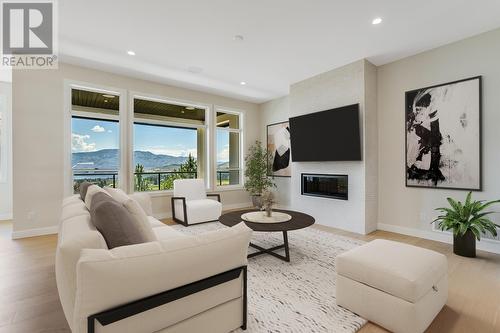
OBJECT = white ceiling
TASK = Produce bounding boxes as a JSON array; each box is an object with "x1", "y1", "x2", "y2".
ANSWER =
[{"x1": 59, "y1": 0, "x2": 500, "y2": 103}]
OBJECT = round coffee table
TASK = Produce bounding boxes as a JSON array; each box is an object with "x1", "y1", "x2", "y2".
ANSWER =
[{"x1": 219, "y1": 209, "x2": 315, "y2": 262}]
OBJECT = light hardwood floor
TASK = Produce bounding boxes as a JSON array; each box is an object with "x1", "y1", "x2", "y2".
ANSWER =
[{"x1": 0, "y1": 219, "x2": 499, "y2": 333}]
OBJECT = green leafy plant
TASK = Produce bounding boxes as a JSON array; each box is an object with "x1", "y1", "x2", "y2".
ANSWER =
[
  {"x1": 432, "y1": 192, "x2": 500, "y2": 240},
  {"x1": 135, "y1": 163, "x2": 150, "y2": 191},
  {"x1": 244, "y1": 141, "x2": 275, "y2": 196}
]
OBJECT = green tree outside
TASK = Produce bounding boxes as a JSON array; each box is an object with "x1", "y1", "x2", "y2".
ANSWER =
[{"x1": 160, "y1": 153, "x2": 197, "y2": 190}]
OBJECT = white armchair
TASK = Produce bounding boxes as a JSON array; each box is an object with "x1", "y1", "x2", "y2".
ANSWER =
[{"x1": 171, "y1": 179, "x2": 223, "y2": 226}]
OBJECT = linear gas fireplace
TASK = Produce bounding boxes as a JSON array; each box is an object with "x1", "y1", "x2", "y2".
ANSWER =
[{"x1": 301, "y1": 174, "x2": 348, "y2": 200}]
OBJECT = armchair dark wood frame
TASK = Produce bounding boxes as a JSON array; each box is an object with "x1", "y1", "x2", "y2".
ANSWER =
[
  {"x1": 171, "y1": 194, "x2": 221, "y2": 226},
  {"x1": 88, "y1": 266, "x2": 247, "y2": 333}
]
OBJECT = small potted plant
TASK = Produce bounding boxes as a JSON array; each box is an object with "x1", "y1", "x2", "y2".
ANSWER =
[
  {"x1": 261, "y1": 191, "x2": 276, "y2": 217},
  {"x1": 244, "y1": 141, "x2": 276, "y2": 208},
  {"x1": 433, "y1": 192, "x2": 500, "y2": 258}
]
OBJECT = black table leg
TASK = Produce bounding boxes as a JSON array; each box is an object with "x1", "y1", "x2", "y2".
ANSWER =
[
  {"x1": 283, "y1": 231, "x2": 290, "y2": 262},
  {"x1": 248, "y1": 231, "x2": 290, "y2": 262}
]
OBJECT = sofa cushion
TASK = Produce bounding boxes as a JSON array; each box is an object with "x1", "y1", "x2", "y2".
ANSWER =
[
  {"x1": 130, "y1": 192, "x2": 153, "y2": 216},
  {"x1": 84, "y1": 185, "x2": 110, "y2": 210},
  {"x1": 122, "y1": 199, "x2": 157, "y2": 242},
  {"x1": 60, "y1": 200, "x2": 88, "y2": 221},
  {"x1": 62, "y1": 195, "x2": 82, "y2": 207},
  {"x1": 79, "y1": 181, "x2": 93, "y2": 201},
  {"x1": 153, "y1": 225, "x2": 188, "y2": 241},
  {"x1": 90, "y1": 192, "x2": 154, "y2": 249},
  {"x1": 336, "y1": 239, "x2": 448, "y2": 303},
  {"x1": 104, "y1": 187, "x2": 130, "y2": 204},
  {"x1": 148, "y1": 216, "x2": 166, "y2": 228}
]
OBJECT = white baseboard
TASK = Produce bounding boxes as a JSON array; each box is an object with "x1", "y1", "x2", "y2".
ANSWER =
[
  {"x1": 154, "y1": 202, "x2": 253, "y2": 221},
  {"x1": 11, "y1": 226, "x2": 58, "y2": 239},
  {"x1": 377, "y1": 223, "x2": 500, "y2": 255},
  {"x1": 223, "y1": 202, "x2": 253, "y2": 211},
  {"x1": 0, "y1": 213, "x2": 12, "y2": 221}
]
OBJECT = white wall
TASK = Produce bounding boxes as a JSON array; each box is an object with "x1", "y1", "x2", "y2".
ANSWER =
[
  {"x1": 259, "y1": 60, "x2": 378, "y2": 234},
  {"x1": 378, "y1": 28, "x2": 500, "y2": 252},
  {"x1": 289, "y1": 59, "x2": 378, "y2": 234},
  {"x1": 12, "y1": 63, "x2": 260, "y2": 237},
  {"x1": 259, "y1": 95, "x2": 292, "y2": 208},
  {"x1": 0, "y1": 68, "x2": 12, "y2": 220}
]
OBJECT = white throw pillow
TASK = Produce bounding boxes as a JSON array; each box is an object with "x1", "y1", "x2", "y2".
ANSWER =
[
  {"x1": 123, "y1": 199, "x2": 158, "y2": 242},
  {"x1": 84, "y1": 185, "x2": 110, "y2": 210},
  {"x1": 104, "y1": 187, "x2": 130, "y2": 204}
]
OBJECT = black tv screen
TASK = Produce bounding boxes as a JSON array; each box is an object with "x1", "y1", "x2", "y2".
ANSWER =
[{"x1": 289, "y1": 104, "x2": 361, "y2": 161}]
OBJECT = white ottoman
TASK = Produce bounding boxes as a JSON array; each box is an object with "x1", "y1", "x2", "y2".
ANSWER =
[{"x1": 336, "y1": 239, "x2": 448, "y2": 333}]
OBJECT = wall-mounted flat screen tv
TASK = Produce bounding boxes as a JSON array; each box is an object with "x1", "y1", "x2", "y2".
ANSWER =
[{"x1": 289, "y1": 104, "x2": 361, "y2": 161}]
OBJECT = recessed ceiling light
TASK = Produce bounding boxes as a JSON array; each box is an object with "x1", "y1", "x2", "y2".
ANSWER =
[
  {"x1": 185, "y1": 106, "x2": 195, "y2": 110},
  {"x1": 127, "y1": 50, "x2": 136, "y2": 56},
  {"x1": 372, "y1": 17, "x2": 383, "y2": 25},
  {"x1": 102, "y1": 94, "x2": 116, "y2": 98},
  {"x1": 187, "y1": 66, "x2": 203, "y2": 74},
  {"x1": 240, "y1": 81, "x2": 247, "y2": 85},
  {"x1": 104, "y1": 99, "x2": 108, "y2": 103},
  {"x1": 233, "y1": 35, "x2": 244, "y2": 41}
]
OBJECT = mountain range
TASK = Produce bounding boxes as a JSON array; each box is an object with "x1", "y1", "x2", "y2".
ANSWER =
[{"x1": 72, "y1": 149, "x2": 189, "y2": 171}]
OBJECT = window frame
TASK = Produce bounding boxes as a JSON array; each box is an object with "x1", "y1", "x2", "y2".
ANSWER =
[
  {"x1": 64, "y1": 81, "x2": 127, "y2": 197},
  {"x1": 214, "y1": 106, "x2": 244, "y2": 191},
  {"x1": 129, "y1": 92, "x2": 211, "y2": 195}
]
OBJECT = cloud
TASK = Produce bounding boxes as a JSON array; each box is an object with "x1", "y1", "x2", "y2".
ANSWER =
[
  {"x1": 91, "y1": 125, "x2": 105, "y2": 133},
  {"x1": 72, "y1": 133, "x2": 96, "y2": 152},
  {"x1": 217, "y1": 144, "x2": 229, "y2": 162},
  {"x1": 107, "y1": 130, "x2": 112, "y2": 133}
]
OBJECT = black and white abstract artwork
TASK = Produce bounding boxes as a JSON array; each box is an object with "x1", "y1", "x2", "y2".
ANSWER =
[
  {"x1": 405, "y1": 76, "x2": 481, "y2": 190},
  {"x1": 267, "y1": 121, "x2": 291, "y2": 177}
]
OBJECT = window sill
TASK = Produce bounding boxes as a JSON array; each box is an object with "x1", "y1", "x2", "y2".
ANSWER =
[
  {"x1": 133, "y1": 186, "x2": 245, "y2": 197},
  {"x1": 214, "y1": 185, "x2": 245, "y2": 192},
  {"x1": 136, "y1": 190, "x2": 173, "y2": 197}
]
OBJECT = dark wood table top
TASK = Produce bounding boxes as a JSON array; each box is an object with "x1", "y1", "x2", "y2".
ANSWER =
[{"x1": 219, "y1": 209, "x2": 315, "y2": 232}]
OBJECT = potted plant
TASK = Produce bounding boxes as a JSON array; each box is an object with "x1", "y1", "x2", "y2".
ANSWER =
[
  {"x1": 433, "y1": 192, "x2": 500, "y2": 258},
  {"x1": 244, "y1": 141, "x2": 276, "y2": 208}
]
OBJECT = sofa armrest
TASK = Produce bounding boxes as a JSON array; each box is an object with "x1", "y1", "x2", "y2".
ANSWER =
[{"x1": 73, "y1": 223, "x2": 252, "y2": 333}]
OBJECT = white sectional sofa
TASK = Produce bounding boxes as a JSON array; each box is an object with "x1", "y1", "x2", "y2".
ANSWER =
[{"x1": 56, "y1": 193, "x2": 252, "y2": 333}]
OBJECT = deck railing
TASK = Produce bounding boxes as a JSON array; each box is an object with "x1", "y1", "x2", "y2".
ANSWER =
[{"x1": 73, "y1": 170, "x2": 235, "y2": 191}]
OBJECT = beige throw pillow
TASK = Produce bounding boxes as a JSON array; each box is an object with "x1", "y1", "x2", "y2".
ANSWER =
[
  {"x1": 104, "y1": 187, "x2": 130, "y2": 204},
  {"x1": 122, "y1": 199, "x2": 157, "y2": 242}
]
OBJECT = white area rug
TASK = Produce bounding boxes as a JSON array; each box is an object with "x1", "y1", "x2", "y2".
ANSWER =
[{"x1": 172, "y1": 223, "x2": 367, "y2": 333}]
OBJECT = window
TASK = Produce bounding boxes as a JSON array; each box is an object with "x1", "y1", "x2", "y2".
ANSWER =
[
  {"x1": 216, "y1": 109, "x2": 243, "y2": 187},
  {"x1": 133, "y1": 97, "x2": 207, "y2": 191},
  {"x1": 66, "y1": 83, "x2": 246, "y2": 195},
  {"x1": 71, "y1": 88, "x2": 121, "y2": 193}
]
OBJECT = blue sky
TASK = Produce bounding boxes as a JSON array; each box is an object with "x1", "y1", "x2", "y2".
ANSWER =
[
  {"x1": 133, "y1": 123, "x2": 197, "y2": 157},
  {"x1": 72, "y1": 118, "x2": 229, "y2": 162},
  {"x1": 71, "y1": 118, "x2": 119, "y2": 152}
]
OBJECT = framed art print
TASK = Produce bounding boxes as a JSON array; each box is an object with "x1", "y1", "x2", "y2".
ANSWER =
[
  {"x1": 267, "y1": 121, "x2": 291, "y2": 177},
  {"x1": 405, "y1": 76, "x2": 482, "y2": 190}
]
